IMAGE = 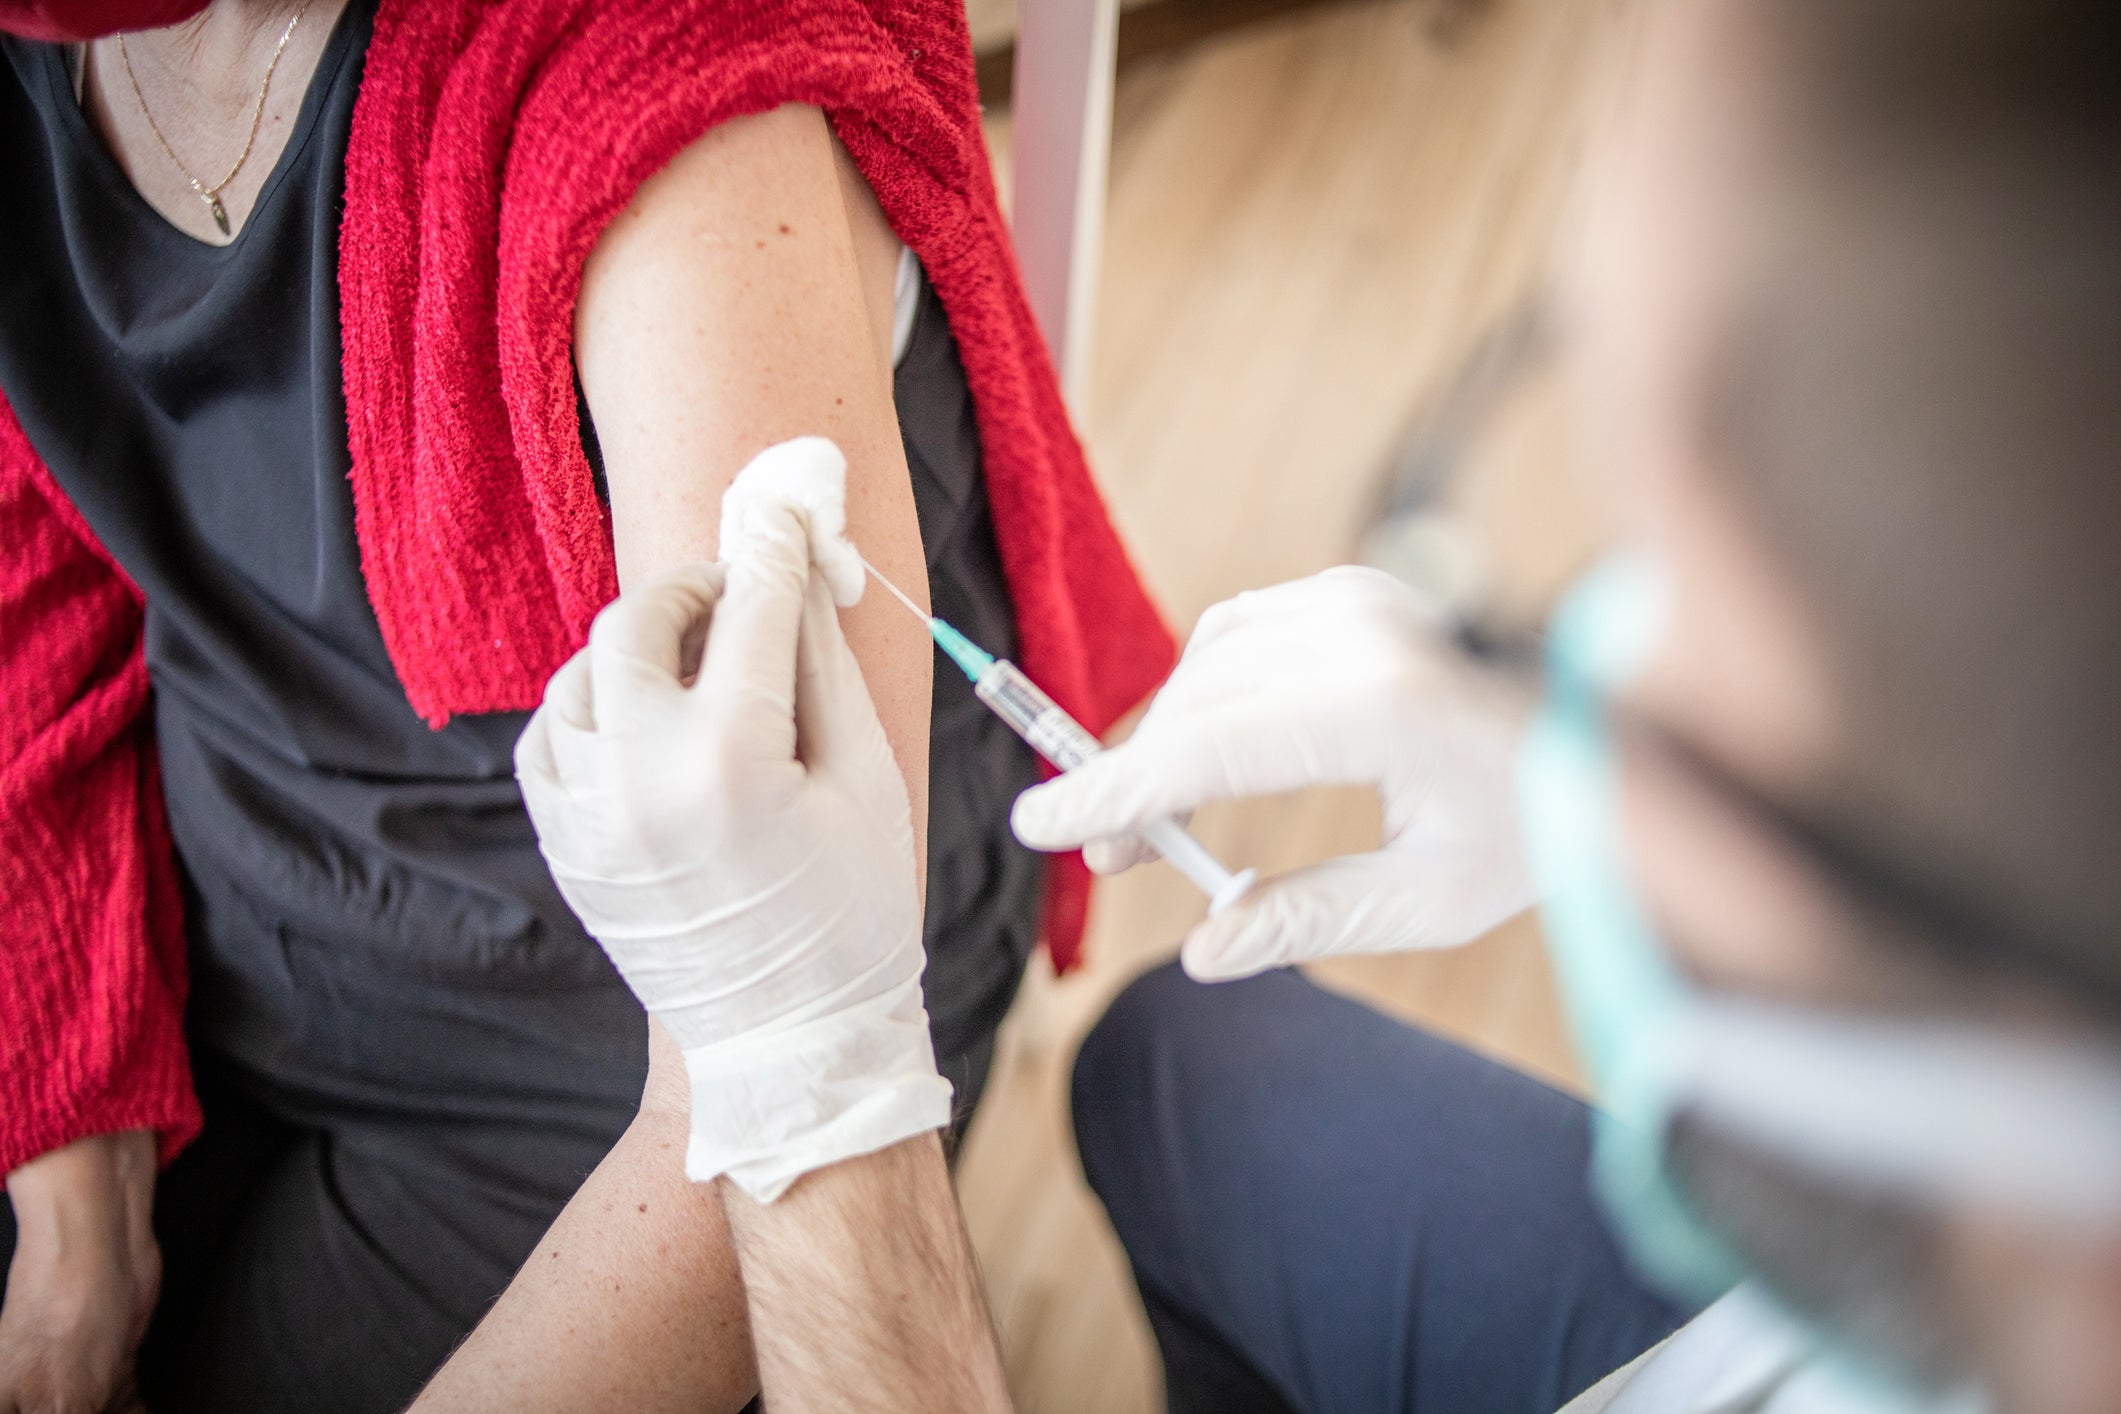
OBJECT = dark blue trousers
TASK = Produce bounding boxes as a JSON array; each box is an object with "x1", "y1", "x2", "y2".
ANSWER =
[{"x1": 1072, "y1": 963, "x2": 1697, "y2": 1414}]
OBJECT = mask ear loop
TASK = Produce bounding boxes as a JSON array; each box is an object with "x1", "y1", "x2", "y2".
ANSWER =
[
  {"x1": 1661, "y1": 1000, "x2": 2121, "y2": 1229},
  {"x1": 1519, "y1": 559, "x2": 1748, "y2": 1302}
]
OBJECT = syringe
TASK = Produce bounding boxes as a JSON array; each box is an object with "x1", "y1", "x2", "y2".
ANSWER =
[{"x1": 860, "y1": 557, "x2": 1255, "y2": 914}]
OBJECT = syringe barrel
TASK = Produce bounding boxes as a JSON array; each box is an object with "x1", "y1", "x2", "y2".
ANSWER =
[
  {"x1": 973, "y1": 659, "x2": 1104, "y2": 771},
  {"x1": 976, "y1": 660, "x2": 1254, "y2": 912}
]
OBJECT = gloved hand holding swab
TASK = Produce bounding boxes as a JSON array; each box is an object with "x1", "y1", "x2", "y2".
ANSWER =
[{"x1": 516, "y1": 437, "x2": 950, "y2": 1202}]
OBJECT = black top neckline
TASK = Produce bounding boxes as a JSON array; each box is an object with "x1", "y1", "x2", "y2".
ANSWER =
[{"x1": 29, "y1": 6, "x2": 363, "y2": 256}]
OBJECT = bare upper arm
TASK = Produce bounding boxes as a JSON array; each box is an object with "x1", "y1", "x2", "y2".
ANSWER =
[{"x1": 573, "y1": 101, "x2": 933, "y2": 858}]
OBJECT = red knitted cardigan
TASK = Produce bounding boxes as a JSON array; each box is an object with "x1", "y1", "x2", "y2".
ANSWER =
[{"x1": 0, "y1": 0, "x2": 1173, "y2": 1174}]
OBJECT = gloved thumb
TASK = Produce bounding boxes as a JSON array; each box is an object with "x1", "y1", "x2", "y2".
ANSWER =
[
  {"x1": 794, "y1": 563, "x2": 899, "y2": 802},
  {"x1": 1176, "y1": 852, "x2": 1431, "y2": 981},
  {"x1": 586, "y1": 563, "x2": 726, "y2": 724},
  {"x1": 697, "y1": 500, "x2": 813, "y2": 764}
]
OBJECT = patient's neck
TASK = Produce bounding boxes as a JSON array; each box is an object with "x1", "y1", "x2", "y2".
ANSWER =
[{"x1": 77, "y1": 0, "x2": 352, "y2": 243}]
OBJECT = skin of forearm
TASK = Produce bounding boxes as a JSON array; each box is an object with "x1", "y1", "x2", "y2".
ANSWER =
[
  {"x1": 0, "y1": 1130, "x2": 160, "y2": 1411},
  {"x1": 407, "y1": 1025, "x2": 756, "y2": 1414},
  {"x1": 722, "y1": 1134, "x2": 1014, "y2": 1414},
  {"x1": 3, "y1": 1129, "x2": 156, "y2": 1262}
]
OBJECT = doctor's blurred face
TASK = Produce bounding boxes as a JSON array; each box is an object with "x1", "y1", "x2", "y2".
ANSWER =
[{"x1": 1556, "y1": 3, "x2": 2121, "y2": 1410}]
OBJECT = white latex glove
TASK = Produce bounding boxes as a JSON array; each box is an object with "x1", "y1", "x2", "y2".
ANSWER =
[
  {"x1": 1010, "y1": 566, "x2": 1539, "y2": 980},
  {"x1": 515, "y1": 473, "x2": 946, "y2": 1202}
]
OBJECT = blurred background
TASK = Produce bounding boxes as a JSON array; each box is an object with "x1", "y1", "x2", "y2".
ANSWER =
[{"x1": 955, "y1": 0, "x2": 1625, "y2": 1407}]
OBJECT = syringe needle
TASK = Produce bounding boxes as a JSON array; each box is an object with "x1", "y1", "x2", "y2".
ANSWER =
[
  {"x1": 860, "y1": 553, "x2": 992, "y2": 678},
  {"x1": 859, "y1": 553, "x2": 931, "y2": 623}
]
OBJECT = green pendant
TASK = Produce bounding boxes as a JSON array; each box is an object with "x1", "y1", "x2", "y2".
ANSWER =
[{"x1": 208, "y1": 194, "x2": 230, "y2": 236}]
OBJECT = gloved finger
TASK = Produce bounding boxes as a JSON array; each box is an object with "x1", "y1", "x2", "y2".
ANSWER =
[
  {"x1": 1082, "y1": 801, "x2": 1199, "y2": 873},
  {"x1": 1009, "y1": 715, "x2": 1259, "y2": 852},
  {"x1": 513, "y1": 713, "x2": 574, "y2": 862},
  {"x1": 588, "y1": 564, "x2": 725, "y2": 723},
  {"x1": 514, "y1": 703, "x2": 596, "y2": 844},
  {"x1": 514, "y1": 702, "x2": 560, "y2": 790},
  {"x1": 697, "y1": 502, "x2": 811, "y2": 750},
  {"x1": 1011, "y1": 698, "x2": 1378, "y2": 853},
  {"x1": 535, "y1": 651, "x2": 604, "y2": 793},
  {"x1": 1176, "y1": 575, "x2": 1369, "y2": 660},
  {"x1": 1084, "y1": 832, "x2": 1154, "y2": 875},
  {"x1": 544, "y1": 649, "x2": 595, "y2": 731},
  {"x1": 793, "y1": 564, "x2": 897, "y2": 795},
  {"x1": 1177, "y1": 852, "x2": 1441, "y2": 981},
  {"x1": 1135, "y1": 601, "x2": 1323, "y2": 725},
  {"x1": 1178, "y1": 565, "x2": 1416, "y2": 661}
]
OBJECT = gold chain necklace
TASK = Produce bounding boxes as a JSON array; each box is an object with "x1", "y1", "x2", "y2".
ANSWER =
[{"x1": 117, "y1": 0, "x2": 315, "y2": 237}]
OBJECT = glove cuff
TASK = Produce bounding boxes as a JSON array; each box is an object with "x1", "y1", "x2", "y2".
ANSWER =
[{"x1": 679, "y1": 982, "x2": 953, "y2": 1202}]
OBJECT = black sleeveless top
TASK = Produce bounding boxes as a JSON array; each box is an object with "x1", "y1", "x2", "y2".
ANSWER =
[{"x1": 0, "y1": 4, "x2": 1038, "y2": 1040}]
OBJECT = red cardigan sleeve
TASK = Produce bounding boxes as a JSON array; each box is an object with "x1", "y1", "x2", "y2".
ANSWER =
[{"x1": 0, "y1": 394, "x2": 198, "y2": 1175}]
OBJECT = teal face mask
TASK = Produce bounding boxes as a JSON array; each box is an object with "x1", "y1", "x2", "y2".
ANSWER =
[{"x1": 1515, "y1": 556, "x2": 1748, "y2": 1303}]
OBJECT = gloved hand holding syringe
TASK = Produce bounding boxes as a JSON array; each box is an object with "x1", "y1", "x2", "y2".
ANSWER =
[{"x1": 858, "y1": 554, "x2": 1257, "y2": 915}]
